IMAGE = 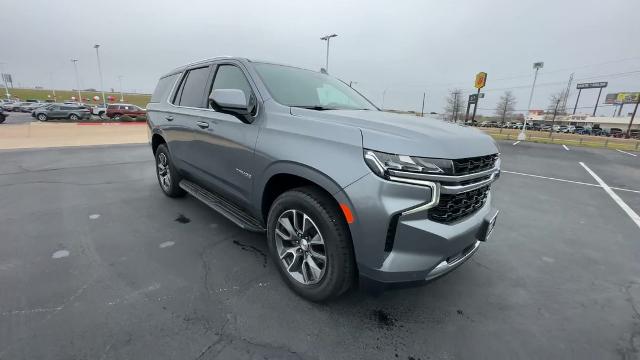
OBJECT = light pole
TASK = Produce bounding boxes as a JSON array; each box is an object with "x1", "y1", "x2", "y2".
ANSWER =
[
  {"x1": 117, "y1": 75, "x2": 124, "y2": 102},
  {"x1": 519, "y1": 61, "x2": 544, "y2": 141},
  {"x1": 94, "y1": 44, "x2": 107, "y2": 107},
  {"x1": 49, "y1": 72, "x2": 57, "y2": 102},
  {"x1": 0, "y1": 62, "x2": 10, "y2": 100},
  {"x1": 320, "y1": 34, "x2": 337, "y2": 73},
  {"x1": 71, "y1": 59, "x2": 82, "y2": 103}
]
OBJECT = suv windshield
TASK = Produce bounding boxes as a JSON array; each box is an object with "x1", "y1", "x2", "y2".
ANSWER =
[{"x1": 253, "y1": 62, "x2": 376, "y2": 111}]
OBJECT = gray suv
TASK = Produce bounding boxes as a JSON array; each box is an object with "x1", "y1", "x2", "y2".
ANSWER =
[
  {"x1": 147, "y1": 57, "x2": 500, "y2": 301},
  {"x1": 33, "y1": 104, "x2": 91, "y2": 121}
]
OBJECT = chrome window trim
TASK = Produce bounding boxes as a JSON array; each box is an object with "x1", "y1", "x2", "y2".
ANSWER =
[{"x1": 165, "y1": 63, "x2": 261, "y2": 119}]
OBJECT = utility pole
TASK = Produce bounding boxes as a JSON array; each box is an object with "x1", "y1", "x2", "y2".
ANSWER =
[
  {"x1": 94, "y1": 44, "x2": 107, "y2": 107},
  {"x1": 71, "y1": 59, "x2": 82, "y2": 103},
  {"x1": 561, "y1": 73, "x2": 573, "y2": 113},
  {"x1": 320, "y1": 34, "x2": 337, "y2": 73},
  {"x1": 626, "y1": 94, "x2": 639, "y2": 138},
  {"x1": 421, "y1": 92, "x2": 426, "y2": 117},
  {"x1": 520, "y1": 61, "x2": 543, "y2": 141},
  {"x1": 453, "y1": 91, "x2": 459, "y2": 122},
  {"x1": 470, "y1": 88, "x2": 481, "y2": 122}
]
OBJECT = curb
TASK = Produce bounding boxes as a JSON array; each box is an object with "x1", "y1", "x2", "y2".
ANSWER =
[{"x1": 76, "y1": 122, "x2": 146, "y2": 126}]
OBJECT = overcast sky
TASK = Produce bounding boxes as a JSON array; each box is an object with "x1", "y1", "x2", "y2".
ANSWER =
[{"x1": 2, "y1": 0, "x2": 639, "y2": 115}]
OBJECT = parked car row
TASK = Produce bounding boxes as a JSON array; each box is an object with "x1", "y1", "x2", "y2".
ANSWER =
[
  {"x1": 1, "y1": 99, "x2": 147, "y2": 121},
  {"x1": 476, "y1": 120, "x2": 637, "y2": 138}
]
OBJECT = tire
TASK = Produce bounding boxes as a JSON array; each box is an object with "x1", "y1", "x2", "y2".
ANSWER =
[
  {"x1": 154, "y1": 143, "x2": 185, "y2": 198},
  {"x1": 0, "y1": 115, "x2": 5, "y2": 124},
  {"x1": 69, "y1": 113, "x2": 79, "y2": 121},
  {"x1": 37, "y1": 113, "x2": 47, "y2": 121},
  {"x1": 98, "y1": 111, "x2": 105, "y2": 118},
  {"x1": 267, "y1": 186, "x2": 356, "y2": 302}
]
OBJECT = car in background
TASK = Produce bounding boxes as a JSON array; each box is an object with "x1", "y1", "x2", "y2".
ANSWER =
[
  {"x1": 562, "y1": 125, "x2": 575, "y2": 133},
  {"x1": 540, "y1": 125, "x2": 552, "y2": 131},
  {"x1": 91, "y1": 104, "x2": 107, "y2": 117},
  {"x1": 106, "y1": 103, "x2": 146, "y2": 119},
  {"x1": 23, "y1": 102, "x2": 48, "y2": 113},
  {"x1": 33, "y1": 104, "x2": 91, "y2": 121},
  {"x1": 609, "y1": 128, "x2": 624, "y2": 138},
  {"x1": 531, "y1": 123, "x2": 542, "y2": 131},
  {"x1": 629, "y1": 129, "x2": 639, "y2": 139},
  {"x1": 4, "y1": 102, "x2": 30, "y2": 112}
]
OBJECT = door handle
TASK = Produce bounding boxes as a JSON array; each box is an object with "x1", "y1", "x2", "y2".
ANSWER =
[
  {"x1": 196, "y1": 121, "x2": 209, "y2": 129},
  {"x1": 165, "y1": 115, "x2": 174, "y2": 121}
]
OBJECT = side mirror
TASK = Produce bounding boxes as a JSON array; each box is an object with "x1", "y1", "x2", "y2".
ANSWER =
[{"x1": 209, "y1": 89, "x2": 249, "y2": 115}]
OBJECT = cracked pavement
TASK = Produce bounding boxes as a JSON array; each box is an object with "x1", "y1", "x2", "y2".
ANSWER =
[{"x1": 0, "y1": 142, "x2": 639, "y2": 359}]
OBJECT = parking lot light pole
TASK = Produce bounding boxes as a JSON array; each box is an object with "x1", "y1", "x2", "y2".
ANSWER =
[
  {"x1": 320, "y1": 34, "x2": 337, "y2": 73},
  {"x1": 519, "y1": 61, "x2": 544, "y2": 141},
  {"x1": 93, "y1": 44, "x2": 107, "y2": 107},
  {"x1": 118, "y1": 76, "x2": 124, "y2": 102},
  {"x1": 71, "y1": 59, "x2": 82, "y2": 103}
]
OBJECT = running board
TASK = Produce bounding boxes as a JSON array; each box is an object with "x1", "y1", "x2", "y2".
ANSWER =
[{"x1": 179, "y1": 180, "x2": 265, "y2": 232}]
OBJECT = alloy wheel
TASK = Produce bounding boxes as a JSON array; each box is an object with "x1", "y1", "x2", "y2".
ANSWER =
[
  {"x1": 157, "y1": 152, "x2": 171, "y2": 191},
  {"x1": 275, "y1": 209, "x2": 327, "y2": 285}
]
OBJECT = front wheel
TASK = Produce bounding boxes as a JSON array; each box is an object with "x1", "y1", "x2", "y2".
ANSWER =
[
  {"x1": 155, "y1": 144, "x2": 185, "y2": 198},
  {"x1": 267, "y1": 186, "x2": 356, "y2": 302},
  {"x1": 37, "y1": 113, "x2": 47, "y2": 121},
  {"x1": 69, "y1": 114, "x2": 79, "y2": 121}
]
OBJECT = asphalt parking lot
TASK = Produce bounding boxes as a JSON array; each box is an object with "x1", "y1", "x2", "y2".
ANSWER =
[
  {"x1": 0, "y1": 141, "x2": 639, "y2": 360},
  {"x1": 2, "y1": 112, "x2": 35, "y2": 124}
]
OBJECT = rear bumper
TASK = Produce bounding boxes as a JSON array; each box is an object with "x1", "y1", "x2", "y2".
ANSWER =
[{"x1": 338, "y1": 172, "x2": 498, "y2": 285}]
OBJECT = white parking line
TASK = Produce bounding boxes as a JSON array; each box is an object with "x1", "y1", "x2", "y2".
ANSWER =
[
  {"x1": 513, "y1": 141, "x2": 520, "y2": 146},
  {"x1": 616, "y1": 149, "x2": 637, "y2": 157},
  {"x1": 562, "y1": 145, "x2": 569, "y2": 151},
  {"x1": 501, "y1": 170, "x2": 640, "y2": 194},
  {"x1": 579, "y1": 162, "x2": 640, "y2": 229}
]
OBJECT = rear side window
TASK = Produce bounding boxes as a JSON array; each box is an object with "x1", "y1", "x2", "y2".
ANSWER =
[
  {"x1": 210, "y1": 65, "x2": 253, "y2": 104},
  {"x1": 174, "y1": 66, "x2": 210, "y2": 108},
  {"x1": 150, "y1": 73, "x2": 179, "y2": 103},
  {"x1": 108, "y1": 105, "x2": 117, "y2": 110}
]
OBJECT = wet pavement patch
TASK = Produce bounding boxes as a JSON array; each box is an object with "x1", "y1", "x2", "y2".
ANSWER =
[
  {"x1": 174, "y1": 214, "x2": 191, "y2": 224},
  {"x1": 232, "y1": 240, "x2": 267, "y2": 267},
  {"x1": 371, "y1": 309, "x2": 397, "y2": 328}
]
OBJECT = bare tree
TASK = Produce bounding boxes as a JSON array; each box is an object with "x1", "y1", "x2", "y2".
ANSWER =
[
  {"x1": 495, "y1": 91, "x2": 517, "y2": 124},
  {"x1": 545, "y1": 92, "x2": 563, "y2": 134},
  {"x1": 444, "y1": 89, "x2": 465, "y2": 122}
]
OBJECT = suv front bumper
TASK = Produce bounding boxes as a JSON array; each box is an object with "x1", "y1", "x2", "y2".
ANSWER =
[{"x1": 338, "y1": 172, "x2": 498, "y2": 286}]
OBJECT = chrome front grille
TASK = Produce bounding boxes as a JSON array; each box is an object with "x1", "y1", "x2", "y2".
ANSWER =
[{"x1": 428, "y1": 185, "x2": 490, "y2": 223}]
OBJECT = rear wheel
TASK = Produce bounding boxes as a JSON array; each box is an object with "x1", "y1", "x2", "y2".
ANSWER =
[
  {"x1": 37, "y1": 113, "x2": 47, "y2": 121},
  {"x1": 267, "y1": 186, "x2": 355, "y2": 302},
  {"x1": 112, "y1": 113, "x2": 122, "y2": 119},
  {"x1": 155, "y1": 144, "x2": 185, "y2": 198}
]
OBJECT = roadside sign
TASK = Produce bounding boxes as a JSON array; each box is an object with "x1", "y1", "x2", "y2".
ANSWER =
[
  {"x1": 469, "y1": 94, "x2": 478, "y2": 104},
  {"x1": 479, "y1": 93, "x2": 485, "y2": 98},
  {"x1": 608, "y1": 92, "x2": 640, "y2": 104},
  {"x1": 576, "y1": 82, "x2": 608, "y2": 89},
  {"x1": 474, "y1": 72, "x2": 487, "y2": 89},
  {"x1": 533, "y1": 62, "x2": 544, "y2": 69}
]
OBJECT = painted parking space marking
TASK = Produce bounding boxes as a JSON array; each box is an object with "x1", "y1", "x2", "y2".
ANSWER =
[
  {"x1": 52, "y1": 250, "x2": 70, "y2": 259},
  {"x1": 502, "y1": 170, "x2": 640, "y2": 194},
  {"x1": 580, "y1": 162, "x2": 640, "y2": 229},
  {"x1": 616, "y1": 149, "x2": 637, "y2": 157},
  {"x1": 159, "y1": 241, "x2": 175, "y2": 248},
  {"x1": 562, "y1": 145, "x2": 569, "y2": 151},
  {"x1": 512, "y1": 141, "x2": 520, "y2": 146}
]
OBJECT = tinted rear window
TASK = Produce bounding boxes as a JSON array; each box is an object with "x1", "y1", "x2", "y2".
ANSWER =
[
  {"x1": 175, "y1": 67, "x2": 210, "y2": 108},
  {"x1": 150, "y1": 73, "x2": 179, "y2": 103}
]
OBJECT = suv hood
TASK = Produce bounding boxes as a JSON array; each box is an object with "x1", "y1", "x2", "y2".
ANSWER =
[{"x1": 290, "y1": 108, "x2": 499, "y2": 159}]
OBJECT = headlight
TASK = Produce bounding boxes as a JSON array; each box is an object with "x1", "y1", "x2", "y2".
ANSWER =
[{"x1": 363, "y1": 149, "x2": 453, "y2": 178}]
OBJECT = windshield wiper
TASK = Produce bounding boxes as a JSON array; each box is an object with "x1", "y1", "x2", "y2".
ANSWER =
[{"x1": 292, "y1": 105, "x2": 338, "y2": 111}]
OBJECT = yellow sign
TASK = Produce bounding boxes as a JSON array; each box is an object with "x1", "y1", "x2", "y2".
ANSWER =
[
  {"x1": 617, "y1": 93, "x2": 627, "y2": 102},
  {"x1": 475, "y1": 72, "x2": 487, "y2": 89}
]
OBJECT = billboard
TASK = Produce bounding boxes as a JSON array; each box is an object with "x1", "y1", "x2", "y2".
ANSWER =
[
  {"x1": 605, "y1": 92, "x2": 640, "y2": 104},
  {"x1": 474, "y1": 72, "x2": 487, "y2": 89},
  {"x1": 576, "y1": 82, "x2": 607, "y2": 89}
]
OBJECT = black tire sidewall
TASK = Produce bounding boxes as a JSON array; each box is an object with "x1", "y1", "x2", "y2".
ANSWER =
[
  {"x1": 154, "y1": 144, "x2": 185, "y2": 197},
  {"x1": 38, "y1": 114, "x2": 47, "y2": 121},
  {"x1": 267, "y1": 188, "x2": 354, "y2": 302}
]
